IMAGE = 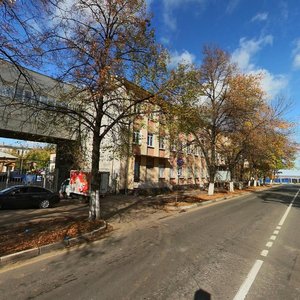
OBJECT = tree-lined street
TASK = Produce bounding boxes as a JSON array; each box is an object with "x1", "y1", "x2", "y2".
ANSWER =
[{"x1": 1, "y1": 185, "x2": 299, "y2": 299}]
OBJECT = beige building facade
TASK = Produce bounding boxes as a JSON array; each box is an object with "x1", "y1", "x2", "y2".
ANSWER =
[{"x1": 114, "y1": 106, "x2": 208, "y2": 193}]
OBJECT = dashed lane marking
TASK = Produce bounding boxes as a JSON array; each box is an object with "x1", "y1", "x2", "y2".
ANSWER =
[
  {"x1": 266, "y1": 241, "x2": 273, "y2": 248},
  {"x1": 260, "y1": 250, "x2": 269, "y2": 257},
  {"x1": 233, "y1": 187, "x2": 300, "y2": 300}
]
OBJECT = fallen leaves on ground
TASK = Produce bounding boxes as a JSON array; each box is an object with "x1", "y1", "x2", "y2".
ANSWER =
[{"x1": 0, "y1": 217, "x2": 106, "y2": 257}]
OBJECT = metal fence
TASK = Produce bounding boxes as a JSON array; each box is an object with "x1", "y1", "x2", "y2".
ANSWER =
[{"x1": 0, "y1": 170, "x2": 57, "y2": 191}]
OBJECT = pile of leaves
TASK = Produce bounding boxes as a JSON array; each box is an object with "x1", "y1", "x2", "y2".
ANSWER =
[{"x1": 0, "y1": 217, "x2": 107, "y2": 257}]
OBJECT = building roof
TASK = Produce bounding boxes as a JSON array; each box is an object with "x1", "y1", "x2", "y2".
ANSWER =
[{"x1": 0, "y1": 151, "x2": 18, "y2": 160}]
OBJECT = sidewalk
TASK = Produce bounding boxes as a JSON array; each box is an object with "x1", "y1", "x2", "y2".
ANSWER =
[{"x1": 0, "y1": 185, "x2": 274, "y2": 266}]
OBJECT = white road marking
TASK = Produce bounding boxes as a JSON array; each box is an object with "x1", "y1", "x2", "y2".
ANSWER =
[
  {"x1": 233, "y1": 187, "x2": 300, "y2": 300},
  {"x1": 278, "y1": 189, "x2": 300, "y2": 226},
  {"x1": 260, "y1": 250, "x2": 268, "y2": 257},
  {"x1": 233, "y1": 260, "x2": 264, "y2": 300},
  {"x1": 266, "y1": 241, "x2": 273, "y2": 248}
]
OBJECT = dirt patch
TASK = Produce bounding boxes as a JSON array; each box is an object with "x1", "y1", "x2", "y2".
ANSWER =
[{"x1": 0, "y1": 217, "x2": 108, "y2": 257}]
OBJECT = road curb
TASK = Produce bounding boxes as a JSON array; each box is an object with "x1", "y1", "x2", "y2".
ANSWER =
[
  {"x1": 0, "y1": 221, "x2": 107, "y2": 268},
  {"x1": 176, "y1": 187, "x2": 276, "y2": 212},
  {"x1": 165, "y1": 192, "x2": 246, "y2": 212}
]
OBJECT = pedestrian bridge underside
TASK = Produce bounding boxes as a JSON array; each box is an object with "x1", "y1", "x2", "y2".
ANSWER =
[{"x1": 0, "y1": 60, "x2": 80, "y2": 189}]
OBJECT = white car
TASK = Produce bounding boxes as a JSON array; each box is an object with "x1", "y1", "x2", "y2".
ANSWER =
[{"x1": 59, "y1": 178, "x2": 71, "y2": 199}]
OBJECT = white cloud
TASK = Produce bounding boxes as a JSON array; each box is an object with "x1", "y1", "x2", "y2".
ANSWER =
[
  {"x1": 162, "y1": 0, "x2": 206, "y2": 30},
  {"x1": 232, "y1": 35, "x2": 288, "y2": 98},
  {"x1": 168, "y1": 50, "x2": 195, "y2": 68},
  {"x1": 293, "y1": 54, "x2": 300, "y2": 69},
  {"x1": 251, "y1": 12, "x2": 268, "y2": 22},
  {"x1": 232, "y1": 35, "x2": 273, "y2": 72},
  {"x1": 292, "y1": 39, "x2": 300, "y2": 69},
  {"x1": 255, "y1": 69, "x2": 288, "y2": 98}
]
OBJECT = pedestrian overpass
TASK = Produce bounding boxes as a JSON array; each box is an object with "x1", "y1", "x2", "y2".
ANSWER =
[{"x1": 0, "y1": 60, "x2": 79, "y2": 189}]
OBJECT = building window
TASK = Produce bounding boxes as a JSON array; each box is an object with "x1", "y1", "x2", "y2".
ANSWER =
[
  {"x1": 159, "y1": 165, "x2": 165, "y2": 178},
  {"x1": 187, "y1": 167, "x2": 193, "y2": 178},
  {"x1": 15, "y1": 87, "x2": 24, "y2": 100},
  {"x1": 133, "y1": 131, "x2": 141, "y2": 145},
  {"x1": 159, "y1": 137, "x2": 165, "y2": 149},
  {"x1": 149, "y1": 112, "x2": 155, "y2": 120},
  {"x1": 134, "y1": 156, "x2": 141, "y2": 182},
  {"x1": 0, "y1": 85, "x2": 13, "y2": 97},
  {"x1": 40, "y1": 95, "x2": 48, "y2": 104},
  {"x1": 186, "y1": 143, "x2": 192, "y2": 154},
  {"x1": 147, "y1": 133, "x2": 154, "y2": 147},
  {"x1": 170, "y1": 167, "x2": 175, "y2": 178},
  {"x1": 146, "y1": 157, "x2": 154, "y2": 169},
  {"x1": 179, "y1": 142, "x2": 183, "y2": 153},
  {"x1": 178, "y1": 167, "x2": 183, "y2": 178},
  {"x1": 134, "y1": 103, "x2": 141, "y2": 114}
]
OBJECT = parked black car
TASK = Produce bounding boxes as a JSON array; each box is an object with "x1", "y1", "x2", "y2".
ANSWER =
[{"x1": 0, "y1": 185, "x2": 60, "y2": 209}]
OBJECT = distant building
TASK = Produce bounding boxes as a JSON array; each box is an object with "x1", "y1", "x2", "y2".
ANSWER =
[{"x1": 0, "y1": 150, "x2": 18, "y2": 173}]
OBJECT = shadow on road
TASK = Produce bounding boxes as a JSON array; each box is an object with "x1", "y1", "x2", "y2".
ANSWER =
[{"x1": 259, "y1": 185, "x2": 300, "y2": 209}]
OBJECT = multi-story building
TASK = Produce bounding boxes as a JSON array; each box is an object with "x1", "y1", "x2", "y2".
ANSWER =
[
  {"x1": 0, "y1": 60, "x2": 208, "y2": 193},
  {"x1": 99, "y1": 102, "x2": 209, "y2": 194}
]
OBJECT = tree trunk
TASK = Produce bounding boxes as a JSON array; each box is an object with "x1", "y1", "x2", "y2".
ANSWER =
[
  {"x1": 229, "y1": 181, "x2": 234, "y2": 192},
  {"x1": 208, "y1": 182, "x2": 214, "y2": 196},
  {"x1": 89, "y1": 123, "x2": 101, "y2": 221},
  {"x1": 228, "y1": 164, "x2": 235, "y2": 192},
  {"x1": 208, "y1": 165, "x2": 215, "y2": 196}
]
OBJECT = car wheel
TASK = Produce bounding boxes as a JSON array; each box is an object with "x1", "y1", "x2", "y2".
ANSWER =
[{"x1": 39, "y1": 199, "x2": 50, "y2": 209}]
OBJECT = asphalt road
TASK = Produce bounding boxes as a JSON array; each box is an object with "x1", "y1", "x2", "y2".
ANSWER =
[{"x1": 0, "y1": 185, "x2": 299, "y2": 300}]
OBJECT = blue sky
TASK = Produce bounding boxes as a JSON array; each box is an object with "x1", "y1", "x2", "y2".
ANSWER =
[
  {"x1": 148, "y1": 0, "x2": 300, "y2": 173},
  {"x1": 1, "y1": 0, "x2": 300, "y2": 173}
]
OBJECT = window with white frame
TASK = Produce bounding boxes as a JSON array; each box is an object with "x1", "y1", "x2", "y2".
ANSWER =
[
  {"x1": 187, "y1": 166, "x2": 193, "y2": 178},
  {"x1": 134, "y1": 103, "x2": 141, "y2": 114},
  {"x1": 159, "y1": 164, "x2": 165, "y2": 178},
  {"x1": 186, "y1": 143, "x2": 192, "y2": 154},
  {"x1": 147, "y1": 133, "x2": 154, "y2": 147},
  {"x1": 178, "y1": 166, "x2": 183, "y2": 177},
  {"x1": 170, "y1": 167, "x2": 175, "y2": 178},
  {"x1": 133, "y1": 131, "x2": 141, "y2": 145},
  {"x1": 159, "y1": 137, "x2": 165, "y2": 149},
  {"x1": 149, "y1": 112, "x2": 155, "y2": 120},
  {"x1": 171, "y1": 143, "x2": 176, "y2": 152},
  {"x1": 179, "y1": 142, "x2": 183, "y2": 153}
]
